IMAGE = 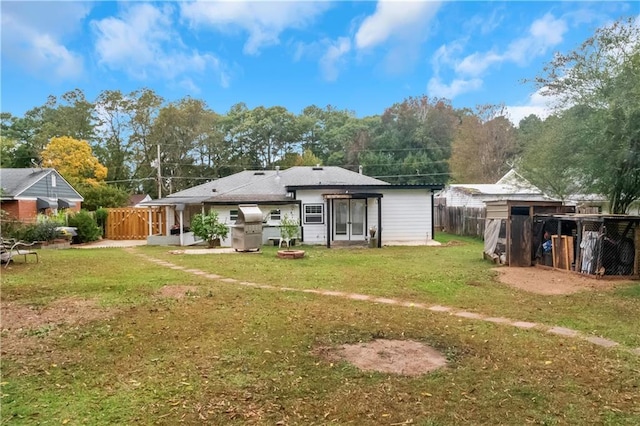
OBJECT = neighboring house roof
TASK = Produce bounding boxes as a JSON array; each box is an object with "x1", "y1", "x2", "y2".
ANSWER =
[
  {"x1": 129, "y1": 194, "x2": 152, "y2": 206},
  {"x1": 437, "y1": 169, "x2": 552, "y2": 200},
  {"x1": 142, "y1": 166, "x2": 439, "y2": 206},
  {"x1": 0, "y1": 168, "x2": 83, "y2": 201}
]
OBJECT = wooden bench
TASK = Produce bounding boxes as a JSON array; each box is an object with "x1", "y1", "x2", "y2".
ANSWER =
[{"x1": 1, "y1": 239, "x2": 39, "y2": 268}]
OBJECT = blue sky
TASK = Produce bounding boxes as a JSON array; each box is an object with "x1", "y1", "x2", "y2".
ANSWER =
[{"x1": 1, "y1": 1, "x2": 638, "y2": 125}]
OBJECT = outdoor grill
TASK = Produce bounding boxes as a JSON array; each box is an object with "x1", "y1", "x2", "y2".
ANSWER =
[{"x1": 232, "y1": 204, "x2": 264, "y2": 251}]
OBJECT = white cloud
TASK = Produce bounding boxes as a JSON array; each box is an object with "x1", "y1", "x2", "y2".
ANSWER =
[
  {"x1": 92, "y1": 3, "x2": 230, "y2": 89},
  {"x1": 1, "y1": 2, "x2": 90, "y2": 80},
  {"x1": 180, "y1": 0, "x2": 330, "y2": 55},
  {"x1": 504, "y1": 13, "x2": 567, "y2": 65},
  {"x1": 355, "y1": 0, "x2": 441, "y2": 50},
  {"x1": 427, "y1": 76, "x2": 483, "y2": 99},
  {"x1": 456, "y1": 13, "x2": 568, "y2": 77},
  {"x1": 455, "y1": 51, "x2": 502, "y2": 77},
  {"x1": 430, "y1": 13, "x2": 568, "y2": 101},
  {"x1": 319, "y1": 37, "x2": 351, "y2": 82},
  {"x1": 505, "y1": 88, "x2": 555, "y2": 125}
]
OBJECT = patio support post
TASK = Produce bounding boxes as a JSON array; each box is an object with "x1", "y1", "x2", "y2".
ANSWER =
[
  {"x1": 377, "y1": 197, "x2": 382, "y2": 248},
  {"x1": 326, "y1": 198, "x2": 331, "y2": 248},
  {"x1": 179, "y1": 210, "x2": 184, "y2": 246}
]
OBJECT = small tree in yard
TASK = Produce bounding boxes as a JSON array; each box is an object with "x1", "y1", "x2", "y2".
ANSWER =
[
  {"x1": 279, "y1": 214, "x2": 300, "y2": 248},
  {"x1": 191, "y1": 211, "x2": 229, "y2": 248}
]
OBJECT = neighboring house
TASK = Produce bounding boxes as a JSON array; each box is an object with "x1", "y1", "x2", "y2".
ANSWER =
[
  {"x1": 436, "y1": 169, "x2": 555, "y2": 208},
  {"x1": 567, "y1": 193, "x2": 640, "y2": 215},
  {"x1": 128, "y1": 193, "x2": 152, "y2": 207},
  {"x1": 0, "y1": 168, "x2": 83, "y2": 223},
  {"x1": 141, "y1": 166, "x2": 443, "y2": 247}
]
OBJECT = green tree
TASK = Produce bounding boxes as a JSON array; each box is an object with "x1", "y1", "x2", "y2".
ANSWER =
[
  {"x1": 450, "y1": 105, "x2": 516, "y2": 183},
  {"x1": 41, "y1": 136, "x2": 108, "y2": 187},
  {"x1": 79, "y1": 184, "x2": 130, "y2": 211},
  {"x1": 531, "y1": 17, "x2": 640, "y2": 213}
]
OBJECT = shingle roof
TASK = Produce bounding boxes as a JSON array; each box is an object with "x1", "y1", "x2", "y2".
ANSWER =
[
  {"x1": 1, "y1": 168, "x2": 53, "y2": 197},
  {"x1": 163, "y1": 166, "x2": 390, "y2": 203}
]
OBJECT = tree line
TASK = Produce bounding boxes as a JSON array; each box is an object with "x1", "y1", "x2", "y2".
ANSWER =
[{"x1": 1, "y1": 17, "x2": 638, "y2": 213}]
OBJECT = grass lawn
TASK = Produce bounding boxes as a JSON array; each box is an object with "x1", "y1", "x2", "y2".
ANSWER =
[{"x1": 1, "y1": 235, "x2": 639, "y2": 425}]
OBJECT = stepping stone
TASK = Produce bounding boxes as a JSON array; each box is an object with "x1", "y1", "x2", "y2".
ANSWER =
[
  {"x1": 205, "y1": 274, "x2": 221, "y2": 279},
  {"x1": 373, "y1": 297, "x2": 398, "y2": 305},
  {"x1": 402, "y1": 302, "x2": 426, "y2": 309},
  {"x1": 630, "y1": 348, "x2": 640, "y2": 356},
  {"x1": 454, "y1": 311, "x2": 484, "y2": 319},
  {"x1": 512, "y1": 321, "x2": 537, "y2": 329},
  {"x1": 428, "y1": 305, "x2": 452, "y2": 312},
  {"x1": 484, "y1": 317, "x2": 512, "y2": 324},
  {"x1": 348, "y1": 294, "x2": 371, "y2": 301},
  {"x1": 584, "y1": 336, "x2": 619, "y2": 348},
  {"x1": 220, "y1": 278, "x2": 238, "y2": 283},
  {"x1": 322, "y1": 291, "x2": 346, "y2": 297},
  {"x1": 547, "y1": 327, "x2": 580, "y2": 337}
]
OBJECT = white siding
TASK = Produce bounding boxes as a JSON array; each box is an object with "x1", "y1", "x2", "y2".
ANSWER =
[
  {"x1": 296, "y1": 190, "x2": 327, "y2": 245},
  {"x1": 379, "y1": 189, "x2": 434, "y2": 245}
]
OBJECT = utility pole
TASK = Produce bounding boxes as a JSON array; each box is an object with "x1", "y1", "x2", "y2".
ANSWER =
[{"x1": 156, "y1": 144, "x2": 162, "y2": 199}]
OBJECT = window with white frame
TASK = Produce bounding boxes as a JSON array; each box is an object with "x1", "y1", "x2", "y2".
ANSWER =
[
  {"x1": 303, "y1": 204, "x2": 324, "y2": 224},
  {"x1": 51, "y1": 174, "x2": 57, "y2": 187},
  {"x1": 270, "y1": 209, "x2": 281, "y2": 221},
  {"x1": 230, "y1": 209, "x2": 238, "y2": 222}
]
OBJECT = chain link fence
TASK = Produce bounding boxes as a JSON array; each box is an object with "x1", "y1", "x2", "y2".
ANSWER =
[{"x1": 534, "y1": 216, "x2": 638, "y2": 276}]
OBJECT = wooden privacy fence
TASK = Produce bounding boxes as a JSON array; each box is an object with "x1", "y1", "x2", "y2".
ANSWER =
[
  {"x1": 434, "y1": 205, "x2": 486, "y2": 238},
  {"x1": 106, "y1": 208, "x2": 163, "y2": 240}
]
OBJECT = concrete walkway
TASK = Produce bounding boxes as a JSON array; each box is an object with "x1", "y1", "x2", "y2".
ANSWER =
[
  {"x1": 130, "y1": 249, "x2": 640, "y2": 357},
  {"x1": 74, "y1": 239, "x2": 148, "y2": 249}
]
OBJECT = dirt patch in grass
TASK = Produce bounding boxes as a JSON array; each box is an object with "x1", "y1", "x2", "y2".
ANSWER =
[
  {"x1": 0, "y1": 298, "x2": 119, "y2": 357},
  {"x1": 157, "y1": 285, "x2": 199, "y2": 299},
  {"x1": 314, "y1": 339, "x2": 447, "y2": 376},
  {"x1": 494, "y1": 267, "x2": 620, "y2": 295}
]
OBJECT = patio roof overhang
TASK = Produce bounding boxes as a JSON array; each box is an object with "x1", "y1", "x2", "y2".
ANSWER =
[
  {"x1": 323, "y1": 192, "x2": 383, "y2": 199},
  {"x1": 139, "y1": 196, "x2": 212, "y2": 207}
]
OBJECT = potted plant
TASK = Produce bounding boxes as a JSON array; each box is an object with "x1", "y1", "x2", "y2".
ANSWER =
[
  {"x1": 276, "y1": 214, "x2": 305, "y2": 259},
  {"x1": 279, "y1": 213, "x2": 300, "y2": 248},
  {"x1": 191, "y1": 211, "x2": 229, "y2": 248}
]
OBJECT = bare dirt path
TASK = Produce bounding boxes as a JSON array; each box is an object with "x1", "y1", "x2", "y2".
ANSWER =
[{"x1": 493, "y1": 266, "x2": 620, "y2": 295}]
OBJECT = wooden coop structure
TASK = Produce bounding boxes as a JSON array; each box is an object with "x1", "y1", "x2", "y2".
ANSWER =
[
  {"x1": 533, "y1": 214, "x2": 640, "y2": 278},
  {"x1": 483, "y1": 200, "x2": 573, "y2": 267}
]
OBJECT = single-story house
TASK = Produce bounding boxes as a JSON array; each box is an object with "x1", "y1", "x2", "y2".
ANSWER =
[
  {"x1": 567, "y1": 193, "x2": 640, "y2": 215},
  {"x1": 141, "y1": 166, "x2": 443, "y2": 247},
  {"x1": 0, "y1": 168, "x2": 83, "y2": 223},
  {"x1": 128, "y1": 193, "x2": 152, "y2": 207},
  {"x1": 436, "y1": 169, "x2": 555, "y2": 208}
]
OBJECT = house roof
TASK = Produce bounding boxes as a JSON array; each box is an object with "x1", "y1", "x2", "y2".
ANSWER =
[
  {"x1": 440, "y1": 169, "x2": 550, "y2": 198},
  {"x1": 129, "y1": 193, "x2": 151, "y2": 206},
  {"x1": 0, "y1": 168, "x2": 83, "y2": 201},
  {"x1": 1, "y1": 168, "x2": 54, "y2": 197},
  {"x1": 144, "y1": 166, "x2": 395, "y2": 206}
]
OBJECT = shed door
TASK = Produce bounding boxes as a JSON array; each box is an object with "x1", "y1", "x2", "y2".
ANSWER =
[{"x1": 510, "y1": 215, "x2": 532, "y2": 266}]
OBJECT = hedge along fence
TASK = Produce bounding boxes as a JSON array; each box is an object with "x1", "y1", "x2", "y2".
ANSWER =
[{"x1": 434, "y1": 206, "x2": 486, "y2": 238}]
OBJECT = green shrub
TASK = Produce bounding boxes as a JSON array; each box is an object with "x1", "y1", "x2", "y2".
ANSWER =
[
  {"x1": 191, "y1": 211, "x2": 228, "y2": 247},
  {"x1": 95, "y1": 208, "x2": 108, "y2": 237},
  {"x1": 68, "y1": 210, "x2": 101, "y2": 243},
  {"x1": 18, "y1": 221, "x2": 60, "y2": 243}
]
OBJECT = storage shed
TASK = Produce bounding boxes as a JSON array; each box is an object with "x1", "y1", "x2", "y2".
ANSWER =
[
  {"x1": 533, "y1": 214, "x2": 639, "y2": 278},
  {"x1": 484, "y1": 200, "x2": 572, "y2": 266}
]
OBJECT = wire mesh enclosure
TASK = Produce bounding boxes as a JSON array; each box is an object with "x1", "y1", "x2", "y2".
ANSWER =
[{"x1": 534, "y1": 214, "x2": 639, "y2": 277}]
